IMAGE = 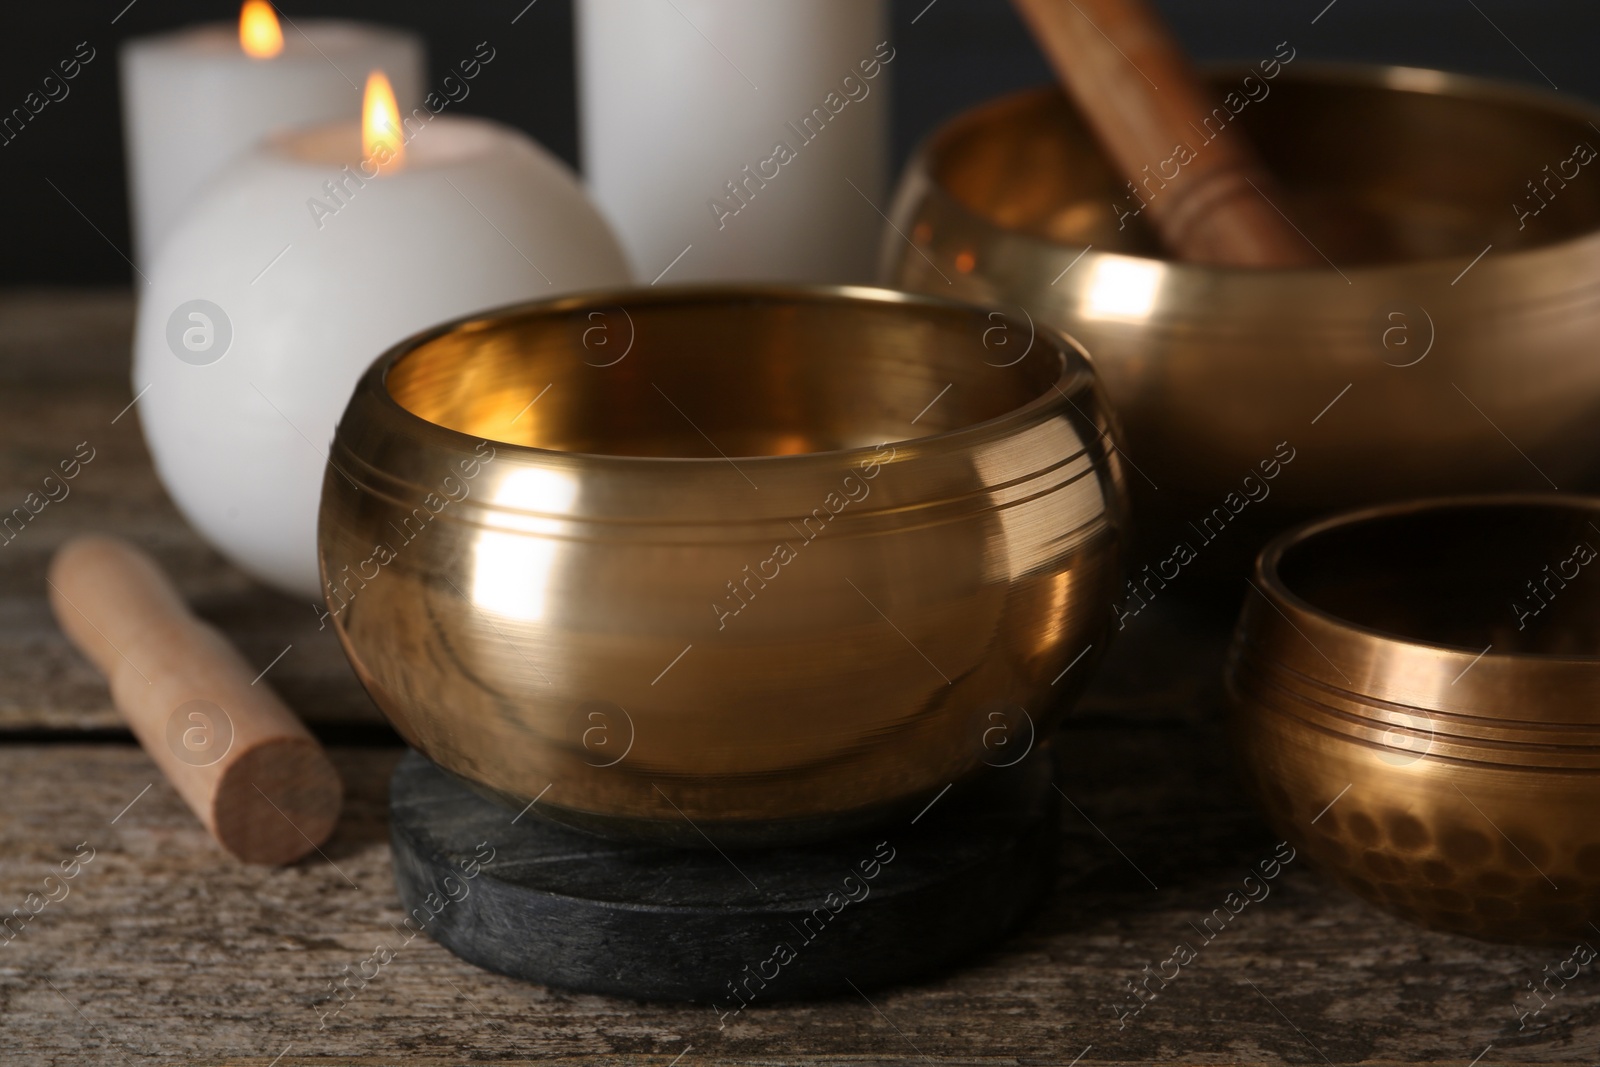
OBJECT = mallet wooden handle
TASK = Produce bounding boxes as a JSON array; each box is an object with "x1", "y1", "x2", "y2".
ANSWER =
[
  {"x1": 1011, "y1": 0, "x2": 1320, "y2": 267},
  {"x1": 48, "y1": 536, "x2": 341, "y2": 865}
]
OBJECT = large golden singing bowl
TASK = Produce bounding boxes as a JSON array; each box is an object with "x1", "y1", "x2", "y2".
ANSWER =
[
  {"x1": 1227, "y1": 495, "x2": 1600, "y2": 943},
  {"x1": 320, "y1": 285, "x2": 1126, "y2": 845},
  {"x1": 884, "y1": 65, "x2": 1600, "y2": 556}
]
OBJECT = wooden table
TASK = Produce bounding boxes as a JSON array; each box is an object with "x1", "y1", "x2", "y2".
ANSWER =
[{"x1": 0, "y1": 290, "x2": 1590, "y2": 1065}]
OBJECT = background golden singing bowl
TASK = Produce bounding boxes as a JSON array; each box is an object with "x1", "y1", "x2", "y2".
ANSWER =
[
  {"x1": 882, "y1": 64, "x2": 1600, "y2": 569},
  {"x1": 320, "y1": 285, "x2": 1127, "y2": 845},
  {"x1": 1227, "y1": 495, "x2": 1600, "y2": 943}
]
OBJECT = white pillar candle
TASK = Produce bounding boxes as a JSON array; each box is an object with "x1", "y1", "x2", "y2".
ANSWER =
[
  {"x1": 120, "y1": 8, "x2": 424, "y2": 269},
  {"x1": 131, "y1": 92, "x2": 632, "y2": 600},
  {"x1": 577, "y1": 0, "x2": 890, "y2": 285}
]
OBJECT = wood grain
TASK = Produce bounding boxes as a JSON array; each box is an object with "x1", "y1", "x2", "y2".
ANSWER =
[
  {"x1": 0, "y1": 290, "x2": 1594, "y2": 1064},
  {"x1": 0, "y1": 290, "x2": 380, "y2": 732}
]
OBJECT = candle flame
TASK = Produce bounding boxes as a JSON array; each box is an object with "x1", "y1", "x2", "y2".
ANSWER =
[
  {"x1": 363, "y1": 70, "x2": 405, "y2": 173},
  {"x1": 239, "y1": 0, "x2": 284, "y2": 59}
]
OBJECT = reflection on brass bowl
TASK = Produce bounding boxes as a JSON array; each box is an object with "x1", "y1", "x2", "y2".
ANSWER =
[
  {"x1": 319, "y1": 285, "x2": 1126, "y2": 845},
  {"x1": 1227, "y1": 495, "x2": 1600, "y2": 943},
  {"x1": 883, "y1": 65, "x2": 1600, "y2": 559}
]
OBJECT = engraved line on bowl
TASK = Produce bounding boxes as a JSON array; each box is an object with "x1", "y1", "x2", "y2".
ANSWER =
[
  {"x1": 441, "y1": 575, "x2": 554, "y2": 685},
  {"x1": 1244, "y1": 978, "x2": 1335, "y2": 1066},
  {"x1": 651, "y1": 383, "x2": 759, "y2": 490},
  {"x1": 1450, "y1": 242, "x2": 1495, "y2": 285},
  {"x1": 1243, "y1": 177, "x2": 1351, "y2": 284},
  {"x1": 1466, "y1": 1044, "x2": 1494, "y2": 1067},
  {"x1": 328, "y1": 436, "x2": 1108, "y2": 529},
  {"x1": 843, "y1": 977, "x2": 934, "y2": 1065},
  {"x1": 110, "y1": 782, "x2": 153, "y2": 825},
  {"x1": 511, "y1": 0, "x2": 539, "y2": 24},
  {"x1": 1245, "y1": 578, "x2": 1351, "y2": 683},
  {"x1": 911, "y1": 782, "x2": 953, "y2": 825},
  {"x1": 1465, "y1": 0, "x2": 1557, "y2": 89},
  {"x1": 845, "y1": 578, "x2": 951, "y2": 684},
  {"x1": 1309, "y1": 783, "x2": 1351, "y2": 825},
  {"x1": 110, "y1": 0, "x2": 140, "y2": 23},
  {"x1": 846, "y1": 176, "x2": 951, "y2": 285},
  {"x1": 1052, "y1": 782, "x2": 1159, "y2": 890},
  {"x1": 442, "y1": 176, "x2": 552, "y2": 285},
  {"x1": 510, "y1": 782, "x2": 553, "y2": 824},
  {"x1": 1451, "y1": 383, "x2": 1558, "y2": 489},
  {"x1": 1054, "y1": 383, "x2": 1158, "y2": 490},
  {"x1": 651, "y1": 783, "x2": 761, "y2": 892},
  {"x1": 266, "y1": 1043, "x2": 293, "y2": 1067},
  {"x1": 1310, "y1": 383, "x2": 1352, "y2": 425},
  {"x1": 910, "y1": 0, "x2": 940, "y2": 25},
  {"x1": 1450, "y1": 782, "x2": 1559, "y2": 890},
  {"x1": 1067, "y1": 1045, "x2": 1093, "y2": 1067},
  {"x1": 1310, "y1": 0, "x2": 1338, "y2": 23},
  {"x1": 667, "y1": 1045, "x2": 693, "y2": 1067},
  {"x1": 1233, "y1": 661, "x2": 1600, "y2": 754},
  {"x1": 1052, "y1": 643, "x2": 1094, "y2": 684},
  {"x1": 251, "y1": 782, "x2": 359, "y2": 889},
  {"x1": 1235, "y1": 675, "x2": 1600, "y2": 770}
]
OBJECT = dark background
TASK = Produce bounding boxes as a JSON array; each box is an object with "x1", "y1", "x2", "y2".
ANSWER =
[{"x1": 3, "y1": 0, "x2": 1595, "y2": 285}]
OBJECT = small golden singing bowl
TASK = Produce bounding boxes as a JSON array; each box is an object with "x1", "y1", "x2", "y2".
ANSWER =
[
  {"x1": 320, "y1": 285, "x2": 1126, "y2": 845},
  {"x1": 1227, "y1": 495, "x2": 1600, "y2": 943},
  {"x1": 884, "y1": 65, "x2": 1600, "y2": 542}
]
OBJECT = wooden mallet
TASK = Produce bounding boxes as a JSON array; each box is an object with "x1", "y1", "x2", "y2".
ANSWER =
[
  {"x1": 1011, "y1": 0, "x2": 1321, "y2": 267},
  {"x1": 48, "y1": 536, "x2": 342, "y2": 865}
]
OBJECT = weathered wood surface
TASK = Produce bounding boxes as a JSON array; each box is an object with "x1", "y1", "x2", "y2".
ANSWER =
[
  {"x1": 0, "y1": 290, "x2": 1596, "y2": 1064},
  {"x1": 0, "y1": 289, "x2": 380, "y2": 730}
]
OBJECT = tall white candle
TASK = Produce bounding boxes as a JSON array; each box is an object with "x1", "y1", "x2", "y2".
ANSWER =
[
  {"x1": 120, "y1": 9, "x2": 423, "y2": 270},
  {"x1": 131, "y1": 82, "x2": 631, "y2": 599},
  {"x1": 577, "y1": 0, "x2": 890, "y2": 285}
]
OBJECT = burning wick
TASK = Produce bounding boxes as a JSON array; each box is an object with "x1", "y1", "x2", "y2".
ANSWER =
[
  {"x1": 239, "y1": 0, "x2": 284, "y2": 59},
  {"x1": 363, "y1": 70, "x2": 405, "y2": 173}
]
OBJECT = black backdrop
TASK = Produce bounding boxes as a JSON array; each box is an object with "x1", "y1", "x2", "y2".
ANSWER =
[{"x1": 3, "y1": 0, "x2": 1594, "y2": 285}]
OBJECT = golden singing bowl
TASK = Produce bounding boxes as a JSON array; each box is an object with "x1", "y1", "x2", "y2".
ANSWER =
[
  {"x1": 883, "y1": 65, "x2": 1600, "y2": 556},
  {"x1": 320, "y1": 285, "x2": 1126, "y2": 844},
  {"x1": 1227, "y1": 495, "x2": 1600, "y2": 943}
]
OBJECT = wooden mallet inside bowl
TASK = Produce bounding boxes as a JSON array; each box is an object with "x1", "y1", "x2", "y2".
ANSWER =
[{"x1": 1011, "y1": 0, "x2": 1321, "y2": 267}]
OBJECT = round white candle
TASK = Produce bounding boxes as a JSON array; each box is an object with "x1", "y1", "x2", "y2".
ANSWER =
[
  {"x1": 131, "y1": 113, "x2": 632, "y2": 599},
  {"x1": 577, "y1": 0, "x2": 890, "y2": 285},
  {"x1": 120, "y1": 18, "x2": 424, "y2": 269}
]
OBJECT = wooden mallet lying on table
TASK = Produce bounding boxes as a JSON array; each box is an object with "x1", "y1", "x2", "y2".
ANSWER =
[
  {"x1": 48, "y1": 536, "x2": 341, "y2": 865},
  {"x1": 1011, "y1": 0, "x2": 1321, "y2": 267}
]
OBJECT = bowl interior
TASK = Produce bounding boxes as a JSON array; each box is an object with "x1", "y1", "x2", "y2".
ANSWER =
[
  {"x1": 385, "y1": 292, "x2": 1064, "y2": 458},
  {"x1": 929, "y1": 69, "x2": 1600, "y2": 266},
  {"x1": 1277, "y1": 500, "x2": 1600, "y2": 655}
]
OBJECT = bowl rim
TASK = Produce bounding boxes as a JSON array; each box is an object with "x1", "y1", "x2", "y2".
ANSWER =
[
  {"x1": 361, "y1": 282, "x2": 1104, "y2": 471},
  {"x1": 907, "y1": 60, "x2": 1600, "y2": 277},
  {"x1": 1254, "y1": 492, "x2": 1600, "y2": 666}
]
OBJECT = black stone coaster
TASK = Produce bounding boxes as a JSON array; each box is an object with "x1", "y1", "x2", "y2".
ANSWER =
[{"x1": 389, "y1": 749, "x2": 1060, "y2": 1004}]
